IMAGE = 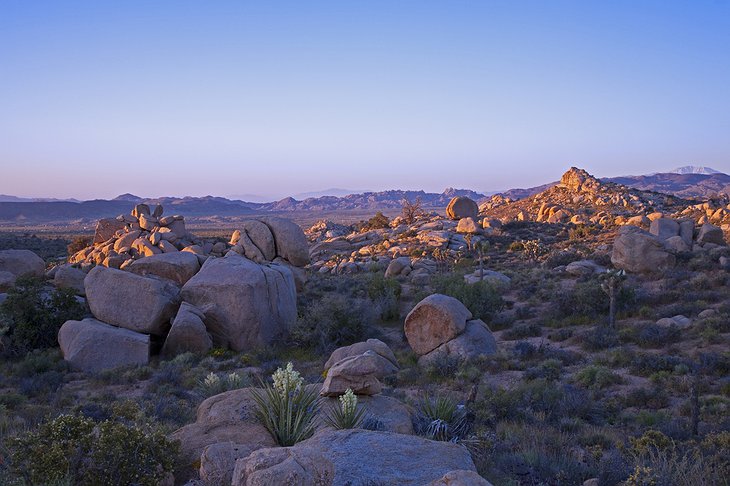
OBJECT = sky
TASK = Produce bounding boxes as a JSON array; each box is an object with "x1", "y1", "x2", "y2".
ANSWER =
[{"x1": 1, "y1": 0, "x2": 729, "y2": 201}]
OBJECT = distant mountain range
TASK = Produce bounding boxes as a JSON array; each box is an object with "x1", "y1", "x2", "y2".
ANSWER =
[{"x1": 1, "y1": 167, "x2": 727, "y2": 225}]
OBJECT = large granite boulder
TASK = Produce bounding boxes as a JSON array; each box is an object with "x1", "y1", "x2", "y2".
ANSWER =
[
  {"x1": 84, "y1": 266, "x2": 180, "y2": 335},
  {"x1": 93, "y1": 218, "x2": 126, "y2": 244},
  {"x1": 231, "y1": 221, "x2": 277, "y2": 262},
  {"x1": 697, "y1": 223, "x2": 726, "y2": 246},
  {"x1": 446, "y1": 197, "x2": 478, "y2": 220},
  {"x1": 170, "y1": 388, "x2": 277, "y2": 484},
  {"x1": 428, "y1": 470, "x2": 493, "y2": 485},
  {"x1": 321, "y1": 351, "x2": 388, "y2": 397},
  {"x1": 257, "y1": 217, "x2": 310, "y2": 267},
  {"x1": 649, "y1": 218, "x2": 679, "y2": 240},
  {"x1": 237, "y1": 429, "x2": 478, "y2": 486},
  {"x1": 404, "y1": 294, "x2": 472, "y2": 355},
  {"x1": 127, "y1": 251, "x2": 201, "y2": 286},
  {"x1": 181, "y1": 253, "x2": 296, "y2": 351},
  {"x1": 53, "y1": 264, "x2": 87, "y2": 295},
  {"x1": 611, "y1": 226, "x2": 675, "y2": 273},
  {"x1": 0, "y1": 249, "x2": 45, "y2": 278},
  {"x1": 231, "y1": 448, "x2": 334, "y2": 486},
  {"x1": 58, "y1": 318, "x2": 150, "y2": 372},
  {"x1": 419, "y1": 319, "x2": 498, "y2": 366}
]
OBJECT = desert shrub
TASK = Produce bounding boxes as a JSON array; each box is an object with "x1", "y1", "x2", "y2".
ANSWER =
[
  {"x1": 291, "y1": 294, "x2": 375, "y2": 352},
  {"x1": 66, "y1": 236, "x2": 91, "y2": 256},
  {"x1": 502, "y1": 322, "x2": 541, "y2": 340},
  {"x1": 568, "y1": 224, "x2": 594, "y2": 240},
  {"x1": 251, "y1": 363, "x2": 320, "y2": 446},
  {"x1": 625, "y1": 323, "x2": 681, "y2": 348},
  {"x1": 543, "y1": 250, "x2": 582, "y2": 268},
  {"x1": 366, "y1": 273, "x2": 401, "y2": 321},
  {"x1": 430, "y1": 273, "x2": 503, "y2": 321},
  {"x1": 0, "y1": 276, "x2": 85, "y2": 356},
  {"x1": 555, "y1": 278, "x2": 635, "y2": 320},
  {"x1": 324, "y1": 388, "x2": 365, "y2": 430},
  {"x1": 401, "y1": 197, "x2": 424, "y2": 224},
  {"x1": 523, "y1": 359, "x2": 562, "y2": 381},
  {"x1": 579, "y1": 326, "x2": 620, "y2": 351},
  {"x1": 423, "y1": 354, "x2": 462, "y2": 380},
  {"x1": 622, "y1": 387, "x2": 670, "y2": 409},
  {"x1": 415, "y1": 395, "x2": 468, "y2": 442},
  {"x1": 363, "y1": 211, "x2": 390, "y2": 230},
  {"x1": 7, "y1": 414, "x2": 177, "y2": 486},
  {"x1": 574, "y1": 365, "x2": 623, "y2": 390}
]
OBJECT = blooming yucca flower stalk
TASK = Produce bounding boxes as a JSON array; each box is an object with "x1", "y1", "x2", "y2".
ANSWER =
[
  {"x1": 251, "y1": 362, "x2": 320, "y2": 446},
  {"x1": 324, "y1": 388, "x2": 366, "y2": 429}
]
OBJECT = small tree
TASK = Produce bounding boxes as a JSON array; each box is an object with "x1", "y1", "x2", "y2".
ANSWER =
[
  {"x1": 599, "y1": 269, "x2": 626, "y2": 327},
  {"x1": 401, "y1": 197, "x2": 424, "y2": 224}
]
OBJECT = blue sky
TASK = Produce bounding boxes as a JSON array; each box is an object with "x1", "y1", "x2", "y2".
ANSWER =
[{"x1": 1, "y1": 1, "x2": 729, "y2": 200}]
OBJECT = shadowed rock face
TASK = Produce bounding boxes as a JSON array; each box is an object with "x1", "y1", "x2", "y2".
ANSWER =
[
  {"x1": 181, "y1": 252, "x2": 296, "y2": 351},
  {"x1": 611, "y1": 225, "x2": 676, "y2": 274},
  {"x1": 84, "y1": 265, "x2": 180, "y2": 335},
  {"x1": 58, "y1": 318, "x2": 150, "y2": 372}
]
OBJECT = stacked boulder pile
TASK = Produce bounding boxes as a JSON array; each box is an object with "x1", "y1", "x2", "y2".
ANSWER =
[
  {"x1": 404, "y1": 294, "x2": 498, "y2": 366},
  {"x1": 57, "y1": 207, "x2": 310, "y2": 372}
]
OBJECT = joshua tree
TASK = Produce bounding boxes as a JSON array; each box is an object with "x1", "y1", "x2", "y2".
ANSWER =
[
  {"x1": 599, "y1": 269, "x2": 626, "y2": 327},
  {"x1": 475, "y1": 241, "x2": 490, "y2": 281}
]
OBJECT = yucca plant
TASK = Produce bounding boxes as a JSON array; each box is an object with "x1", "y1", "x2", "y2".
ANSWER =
[
  {"x1": 417, "y1": 395, "x2": 468, "y2": 442},
  {"x1": 251, "y1": 362, "x2": 321, "y2": 446},
  {"x1": 324, "y1": 388, "x2": 366, "y2": 429}
]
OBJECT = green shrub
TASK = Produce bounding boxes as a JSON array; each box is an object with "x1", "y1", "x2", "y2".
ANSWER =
[
  {"x1": 580, "y1": 326, "x2": 620, "y2": 351},
  {"x1": 291, "y1": 294, "x2": 375, "y2": 352},
  {"x1": 367, "y1": 273, "x2": 401, "y2": 321},
  {"x1": 66, "y1": 236, "x2": 92, "y2": 256},
  {"x1": 502, "y1": 322, "x2": 541, "y2": 340},
  {"x1": 251, "y1": 363, "x2": 320, "y2": 446},
  {"x1": 364, "y1": 211, "x2": 390, "y2": 230},
  {"x1": 0, "y1": 276, "x2": 85, "y2": 356},
  {"x1": 7, "y1": 414, "x2": 177, "y2": 486},
  {"x1": 574, "y1": 365, "x2": 623, "y2": 390},
  {"x1": 430, "y1": 273, "x2": 503, "y2": 321}
]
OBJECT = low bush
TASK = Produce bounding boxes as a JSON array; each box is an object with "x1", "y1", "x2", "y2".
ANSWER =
[
  {"x1": 366, "y1": 273, "x2": 401, "y2": 321},
  {"x1": 291, "y1": 294, "x2": 375, "y2": 352},
  {"x1": 502, "y1": 322, "x2": 541, "y2": 340},
  {"x1": 579, "y1": 326, "x2": 620, "y2": 351},
  {"x1": 574, "y1": 365, "x2": 623, "y2": 390},
  {"x1": 0, "y1": 276, "x2": 85, "y2": 356},
  {"x1": 430, "y1": 273, "x2": 504, "y2": 321},
  {"x1": 7, "y1": 413, "x2": 177, "y2": 486}
]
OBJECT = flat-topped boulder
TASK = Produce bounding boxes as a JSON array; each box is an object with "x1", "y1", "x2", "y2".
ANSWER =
[
  {"x1": 84, "y1": 266, "x2": 180, "y2": 335},
  {"x1": 58, "y1": 318, "x2": 150, "y2": 372},
  {"x1": 127, "y1": 251, "x2": 200, "y2": 286}
]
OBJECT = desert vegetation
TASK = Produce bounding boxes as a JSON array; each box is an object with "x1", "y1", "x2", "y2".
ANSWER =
[{"x1": 0, "y1": 168, "x2": 729, "y2": 485}]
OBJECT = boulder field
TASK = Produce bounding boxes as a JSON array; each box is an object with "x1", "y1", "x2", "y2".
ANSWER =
[{"x1": 56, "y1": 205, "x2": 310, "y2": 372}]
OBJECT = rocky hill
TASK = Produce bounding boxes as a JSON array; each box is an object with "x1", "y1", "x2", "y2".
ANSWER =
[{"x1": 605, "y1": 171, "x2": 730, "y2": 199}]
